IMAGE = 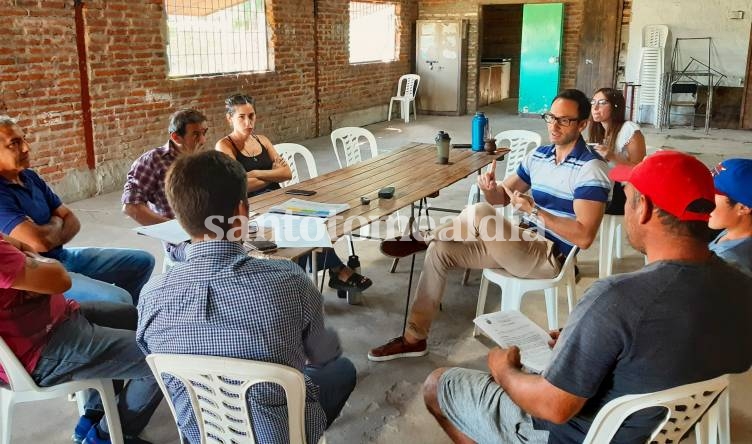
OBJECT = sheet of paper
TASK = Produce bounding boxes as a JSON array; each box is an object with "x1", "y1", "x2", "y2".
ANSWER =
[
  {"x1": 132, "y1": 219, "x2": 189, "y2": 245},
  {"x1": 268, "y1": 198, "x2": 349, "y2": 218},
  {"x1": 473, "y1": 310, "x2": 553, "y2": 373},
  {"x1": 253, "y1": 213, "x2": 333, "y2": 248}
]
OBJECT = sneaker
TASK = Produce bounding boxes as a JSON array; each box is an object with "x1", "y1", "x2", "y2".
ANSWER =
[
  {"x1": 72, "y1": 415, "x2": 98, "y2": 444},
  {"x1": 368, "y1": 336, "x2": 428, "y2": 361},
  {"x1": 379, "y1": 234, "x2": 429, "y2": 258},
  {"x1": 84, "y1": 426, "x2": 153, "y2": 444}
]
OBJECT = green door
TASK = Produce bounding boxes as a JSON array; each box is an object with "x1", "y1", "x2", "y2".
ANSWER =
[{"x1": 518, "y1": 3, "x2": 563, "y2": 115}]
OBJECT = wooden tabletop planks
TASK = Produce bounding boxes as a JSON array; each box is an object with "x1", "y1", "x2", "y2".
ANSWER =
[{"x1": 249, "y1": 144, "x2": 502, "y2": 244}]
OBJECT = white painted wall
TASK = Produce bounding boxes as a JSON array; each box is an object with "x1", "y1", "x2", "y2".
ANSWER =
[{"x1": 626, "y1": 0, "x2": 752, "y2": 88}]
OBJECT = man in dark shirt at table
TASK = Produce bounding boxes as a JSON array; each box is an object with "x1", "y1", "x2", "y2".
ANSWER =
[
  {"x1": 422, "y1": 151, "x2": 752, "y2": 444},
  {"x1": 137, "y1": 150, "x2": 356, "y2": 444}
]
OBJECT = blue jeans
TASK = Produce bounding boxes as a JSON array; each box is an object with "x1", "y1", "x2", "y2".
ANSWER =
[
  {"x1": 304, "y1": 356, "x2": 357, "y2": 427},
  {"x1": 296, "y1": 248, "x2": 345, "y2": 272},
  {"x1": 58, "y1": 247, "x2": 155, "y2": 305},
  {"x1": 31, "y1": 302, "x2": 163, "y2": 437}
]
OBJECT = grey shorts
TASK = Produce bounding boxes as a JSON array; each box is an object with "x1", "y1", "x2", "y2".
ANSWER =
[{"x1": 437, "y1": 367, "x2": 549, "y2": 444}]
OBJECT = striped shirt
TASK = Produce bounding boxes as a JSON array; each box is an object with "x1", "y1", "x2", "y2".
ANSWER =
[
  {"x1": 516, "y1": 137, "x2": 611, "y2": 254},
  {"x1": 137, "y1": 240, "x2": 339, "y2": 444}
]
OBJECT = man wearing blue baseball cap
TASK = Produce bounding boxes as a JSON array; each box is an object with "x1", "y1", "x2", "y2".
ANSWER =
[{"x1": 709, "y1": 158, "x2": 752, "y2": 275}]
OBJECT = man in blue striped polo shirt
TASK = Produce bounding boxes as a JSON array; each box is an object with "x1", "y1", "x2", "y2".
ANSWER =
[{"x1": 370, "y1": 89, "x2": 611, "y2": 361}]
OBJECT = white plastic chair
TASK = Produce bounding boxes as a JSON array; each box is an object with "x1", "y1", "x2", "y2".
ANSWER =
[
  {"x1": 598, "y1": 214, "x2": 624, "y2": 278},
  {"x1": 582, "y1": 374, "x2": 730, "y2": 444},
  {"x1": 274, "y1": 143, "x2": 319, "y2": 188},
  {"x1": 330, "y1": 127, "x2": 379, "y2": 169},
  {"x1": 599, "y1": 146, "x2": 660, "y2": 277},
  {"x1": 330, "y1": 127, "x2": 383, "y2": 258},
  {"x1": 388, "y1": 74, "x2": 420, "y2": 123},
  {"x1": 146, "y1": 353, "x2": 325, "y2": 444},
  {"x1": 467, "y1": 130, "x2": 542, "y2": 209},
  {"x1": 473, "y1": 246, "x2": 578, "y2": 335},
  {"x1": 0, "y1": 338, "x2": 124, "y2": 444},
  {"x1": 273, "y1": 143, "x2": 323, "y2": 287}
]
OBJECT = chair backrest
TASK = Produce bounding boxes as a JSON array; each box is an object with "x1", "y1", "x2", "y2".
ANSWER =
[
  {"x1": 146, "y1": 353, "x2": 309, "y2": 444},
  {"x1": 0, "y1": 336, "x2": 40, "y2": 392},
  {"x1": 494, "y1": 130, "x2": 541, "y2": 179},
  {"x1": 395, "y1": 74, "x2": 420, "y2": 100},
  {"x1": 330, "y1": 127, "x2": 379, "y2": 169},
  {"x1": 582, "y1": 374, "x2": 729, "y2": 444},
  {"x1": 274, "y1": 143, "x2": 319, "y2": 187}
]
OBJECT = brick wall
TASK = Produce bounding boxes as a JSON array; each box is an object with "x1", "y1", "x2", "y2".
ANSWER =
[
  {"x1": 419, "y1": 0, "x2": 587, "y2": 113},
  {"x1": 0, "y1": 1, "x2": 86, "y2": 185},
  {"x1": 316, "y1": 0, "x2": 419, "y2": 134},
  {"x1": 0, "y1": 0, "x2": 417, "y2": 199}
]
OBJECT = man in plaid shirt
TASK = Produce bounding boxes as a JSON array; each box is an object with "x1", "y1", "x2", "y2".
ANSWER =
[
  {"x1": 137, "y1": 150, "x2": 356, "y2": 444},
  {"x1": 121, "y1": 109, "x2": 208, "y2": 261}
]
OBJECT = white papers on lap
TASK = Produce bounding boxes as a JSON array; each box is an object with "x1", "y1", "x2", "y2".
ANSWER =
[
  {"x1": 132, "y1": 219, "x2": 189, "y2": 245},
  {"x1": 473, "y1": 310, "x2": 553, "y2": 373},
  {"x1": 268, "y1": 198, "x2": 349, "y2": 218},
  {"x1": 253, "y1": 213, "x2": 333, "y2": 248}
]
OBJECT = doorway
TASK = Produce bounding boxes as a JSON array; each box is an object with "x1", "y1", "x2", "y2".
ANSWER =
[
  {"x1": 479, "y1": 3, "x2": 564, "y2": 116},
  {"x1": 479, "y1": 4, "x2": 522, "y2": 112}
]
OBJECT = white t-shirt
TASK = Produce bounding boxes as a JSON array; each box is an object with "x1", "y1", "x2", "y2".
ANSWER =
[{"x1": 615, "y1": 121, "x2": 640, "y2": 155}]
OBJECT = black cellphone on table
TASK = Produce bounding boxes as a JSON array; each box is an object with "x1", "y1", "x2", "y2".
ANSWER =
[
  {"x1": 285, "y1": 189, "x2": 317, "y2": 196},
  {"x1": 245, "y1": 240, "x2": 278, "y2": 253},
  {"x1": 378, "y1": 186, "x2": 395, "y2": 199}
]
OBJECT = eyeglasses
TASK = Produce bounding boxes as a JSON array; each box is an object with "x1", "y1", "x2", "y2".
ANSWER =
[
  {"x1": 541, "y1": 113, "x2": 579, "y2": 127},
  {"x1": 590, "y1": 99, "x2": 610, "y2": 106}
]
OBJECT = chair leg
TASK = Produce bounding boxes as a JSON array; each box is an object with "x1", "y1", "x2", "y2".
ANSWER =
[
  {"x1": 97, "y1": 382, "x2": 124, "y2": 444},
  {"x1": 566, "y1": 276, "x2": 576, "y2": 313},
  {"x1": 311, "y1": 252, "x2": 318, "y2": 289},
  {"x1": 412, "y1": 100, "x2": 417, "y2": 121},
  {"x1": 75, "y1": 390, "x2": 87, "y2": 415},
  {"x1": 717, "y1": 389, "x2": 730, "y2": 444},
  {"x1": 599, "y1": 216, "x2": 617, "y2": 278},
  {"x1": 0, "y1": 391, "x2": 14, "y2": 444},
  {"x1": 473, "y1": 275, "x2": 491, "y2": 337},
  {"x1": 615, "y1": 222, "x2": 624, "y2": 259},
  {"x1": 461, "y1": 269, "x2": 471, "y2": 286},
  {"x1": 402, "y1": 100, "x2": 409, "y2": 123},
  {"x1": 544, "y1": 287, "x2": 559, "y2": 330},
  {"x1": 388, "y1": 100, "x2": 394, "y2": 122}
]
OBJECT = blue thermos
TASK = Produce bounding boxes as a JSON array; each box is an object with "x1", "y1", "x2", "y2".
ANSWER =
[{"x1": 471, "y1": 112, "x2": 488, "y2": 152}]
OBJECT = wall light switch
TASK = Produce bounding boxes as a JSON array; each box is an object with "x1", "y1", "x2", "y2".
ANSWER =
[{"x1": 728, "y1": 10, "x2": 744, "y2": 20}]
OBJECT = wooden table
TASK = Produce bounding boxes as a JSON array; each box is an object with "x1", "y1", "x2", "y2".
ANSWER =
[{"x1": 248, "y1": 143, "x2": 503, "y2": 258}]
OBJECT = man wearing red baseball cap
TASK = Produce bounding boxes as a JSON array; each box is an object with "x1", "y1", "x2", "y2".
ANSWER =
[
  {"x1": 423, "y1": 151, "x2": 752, "y2": 444},
  {"x1": 708, "y1": 158, "x2": 752, "y2": 275}
]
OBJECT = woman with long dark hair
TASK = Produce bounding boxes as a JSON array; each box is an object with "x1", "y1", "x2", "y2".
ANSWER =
[
  {"x1": 216, "y1": 93, "x2": 372, "y2": 294},
  {"x1": 588, "y1": 88, "x2": 646, "y2": 214},
  {"x1": 216, "y1": 94, "x2": 292, "y2": 196}
]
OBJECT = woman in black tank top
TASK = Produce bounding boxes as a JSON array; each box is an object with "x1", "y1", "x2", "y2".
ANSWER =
[
  {"x1": 216, "y1": 94, "x2": 373, "y2": 294},
  {"x1": 216, "y1": 96, "x2": 292, "y2": 197}
]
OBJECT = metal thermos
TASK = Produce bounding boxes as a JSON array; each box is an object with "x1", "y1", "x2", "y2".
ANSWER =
[
  {"x1": 471, "y1": 112, "x2": 488, "y2": 152},
  {"x1": 435, "y1": 131, "x2": 450, "y2": 164}
]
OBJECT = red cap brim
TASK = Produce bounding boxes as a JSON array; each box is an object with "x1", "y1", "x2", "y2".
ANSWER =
[{"x1": 609, "y1": 164, "x2": 634, "y2": 182}]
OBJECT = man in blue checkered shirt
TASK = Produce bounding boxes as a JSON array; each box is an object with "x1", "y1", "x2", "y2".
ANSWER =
[{"x1": 136, "y1": 150, "x2": 356, "y2": 444}]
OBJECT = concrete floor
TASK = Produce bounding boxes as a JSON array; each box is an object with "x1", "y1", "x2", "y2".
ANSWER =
[{"x1": 9, "y1": 100, "x2": 752, "y2": 443}]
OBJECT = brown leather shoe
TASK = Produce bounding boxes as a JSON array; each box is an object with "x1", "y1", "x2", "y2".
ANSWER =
[
  {"x1": 367, "y1": 336, "x2": 428, "y2": 362},
  {"x1": 379, "y1": 234, "x2": 428, "y2": 258}
]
